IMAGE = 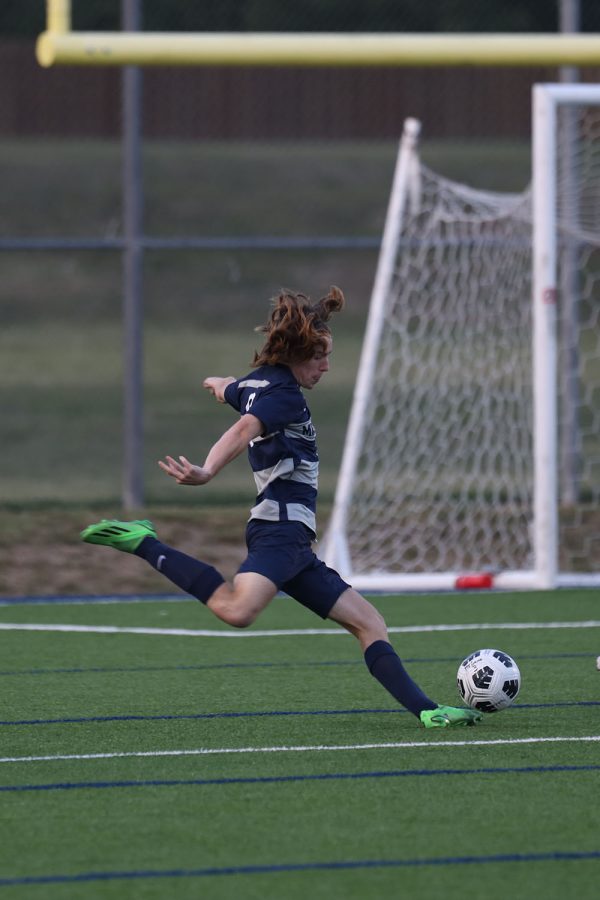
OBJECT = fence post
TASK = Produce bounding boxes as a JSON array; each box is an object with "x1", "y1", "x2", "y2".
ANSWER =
[{"x1": 121, "y1": 0, "x2": 144, "y2": 510}]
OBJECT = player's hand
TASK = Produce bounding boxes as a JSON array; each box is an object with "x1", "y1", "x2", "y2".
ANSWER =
[
  {"x1": 158, "y1": 455, "x2": 213, "y2": 485},
  {"x1": 203, "y1": 376, "x2": 235, "y2": 403}
]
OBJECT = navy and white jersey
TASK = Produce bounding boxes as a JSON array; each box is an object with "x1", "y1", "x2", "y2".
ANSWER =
[{"x1": 224, "y1": 364, "x2": 318, "y2": 534}]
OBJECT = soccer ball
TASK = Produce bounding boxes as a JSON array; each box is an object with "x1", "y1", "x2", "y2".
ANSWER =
[{"x1": 457, "y1": 648, "x2": 521, "y2": 713}]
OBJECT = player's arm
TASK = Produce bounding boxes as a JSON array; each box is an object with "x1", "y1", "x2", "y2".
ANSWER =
[
  {"x1": 203, "y1": 376, "x2": 236, "y2": 403},
  {"x1": 158, "y1": 413, "x2": 263, "y2": 486}
]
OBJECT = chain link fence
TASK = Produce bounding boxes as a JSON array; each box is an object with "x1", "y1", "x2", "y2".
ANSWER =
[{"x1": 1, "y1": 1, "x2": 599, "y2": 507}]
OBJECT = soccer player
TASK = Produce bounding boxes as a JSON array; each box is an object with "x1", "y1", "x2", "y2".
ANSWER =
[{"x1": 82, "y1": 287, "x2": 481, "y2": 729}]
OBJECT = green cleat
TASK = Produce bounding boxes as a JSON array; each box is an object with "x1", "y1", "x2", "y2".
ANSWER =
[
  {"x1": 420, "y1": 705, "x2": 483, "y2": 728},
  {"x1": 80, "y1": 519, "x2": 157, "y2": 554}
]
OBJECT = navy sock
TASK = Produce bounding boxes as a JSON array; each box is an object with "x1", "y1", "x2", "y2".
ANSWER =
[
  {"x1": 135, "y1": 537, "x2": 225, "y2": 604},
  {"x1": 364, "y1": 640, "x2": 438, "y2": 717}
]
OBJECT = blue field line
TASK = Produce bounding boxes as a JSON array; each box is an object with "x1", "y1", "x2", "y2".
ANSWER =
[
  {"x1": 1, "y1": 763, "x2": 598, "y2": 795},
  {"x1": 0, "y1": 700, "x2": 598, "y2": 728},
  {"x1": 0, "y1": 594, "x2": 189, "y2": 606},
  {"x1": 0, "y1": 660, "x2": 361, "y2": 678},
  {"x1": 0, "y1": 651, "x2": 594, "y2": 679},
  {"x1": 2, "y1": 582, "x2": 598, "y2": 606},
  {"x1": 0, "y1": 850, "x2": 598, "y2": 886},
  {"x1": 0, "y1": 707, "x2": 400, "y2": 726}
]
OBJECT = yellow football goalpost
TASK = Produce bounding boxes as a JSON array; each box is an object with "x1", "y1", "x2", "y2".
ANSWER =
[{"x1": 38, "y1": 0, "x2": 599, "y2": 68}]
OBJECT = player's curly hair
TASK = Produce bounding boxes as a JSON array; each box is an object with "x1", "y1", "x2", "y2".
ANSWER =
[{"x1": 252, "y1": 286, "x2": 345, "y2": 367}]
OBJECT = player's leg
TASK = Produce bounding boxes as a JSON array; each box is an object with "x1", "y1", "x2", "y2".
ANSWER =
[
  {"x1": 130, "y1": 523, "x2": 279, "y2": 625},
  {"x1": 134, "y1": 525, "x2": 279, "y2": 626},
  {"x1": 323, "y1": 586, "x2": 386, "y2": 650},
  {"x1": 329, "y1": 588, "x2": 483, "y2": 727},
  {"x1": 329, "y1": 589, "x2": 482, "y2": 726},
  {"x1": 81, "y1": 517, "x2": 227, "y2": 599},
  {"x1": 80, "y1": 517, "x2": 278, "y2": 625},
  {"x1": 206, "y1": 572, "x2": 278, "y2": 627},
  {"x1": 282, "y1": 559, "x2": 437, "y2": 718},
  {"x1": 285, "y1": 558, "x2": 482, "y2": 728},
  {"x1": 326, "y1": 587, "x2": 440, "y2": 718}
]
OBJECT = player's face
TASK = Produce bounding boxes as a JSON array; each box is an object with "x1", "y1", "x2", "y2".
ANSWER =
[{"x1": 291, "y1": 337, "x2": 332, "y2": 390}]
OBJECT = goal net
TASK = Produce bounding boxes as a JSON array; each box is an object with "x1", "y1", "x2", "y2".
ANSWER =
[{"x1": 323, "y1": 85, "x2": 600, "y2": 591}]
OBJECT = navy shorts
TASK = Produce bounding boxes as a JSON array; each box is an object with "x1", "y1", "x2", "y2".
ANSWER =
[{"x1": 237, "y1": 519, "x2": 350, "y2": 619}]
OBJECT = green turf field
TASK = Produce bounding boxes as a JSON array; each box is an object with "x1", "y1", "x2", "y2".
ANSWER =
[{"x1": 0, "y1": 588, "x2": 598, "y2": 899}]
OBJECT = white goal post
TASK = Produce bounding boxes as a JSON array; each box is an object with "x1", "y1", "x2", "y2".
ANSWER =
[{"x1": 323, "y1": 84, "x2": 600, "y2": 591}]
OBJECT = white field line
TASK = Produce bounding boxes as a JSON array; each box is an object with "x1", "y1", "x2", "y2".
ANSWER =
[
  {"x1": 0, "y1": 621, "x2": 599, "y2": 638},
  {"x1": 1, "y1": 735, "x2": 599, "y2": 765}
]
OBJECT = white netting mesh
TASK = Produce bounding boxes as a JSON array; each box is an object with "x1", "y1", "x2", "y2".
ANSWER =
[
  {"x1": 556, "y1": 104, "x2": 600, "y2": 571},
  {"x1": 338, "y1": 104, "x2": 600, "y2": 577}
]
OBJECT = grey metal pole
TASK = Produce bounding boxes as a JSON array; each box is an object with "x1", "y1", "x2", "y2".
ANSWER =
[
  {"x1": 121, "y1": 0, "x2": 144, "y2": 509},
  {"x1": 559, "y1": 0, "x2": 580, "y2": 84},
  {"x1": 558, "y1": 0, "x2": 581, "y2": 506}
]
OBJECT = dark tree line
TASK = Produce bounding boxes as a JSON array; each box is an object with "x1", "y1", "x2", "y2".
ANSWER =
[{"x1": 2, "y1": 0, "x2": 599, "y2": 38}]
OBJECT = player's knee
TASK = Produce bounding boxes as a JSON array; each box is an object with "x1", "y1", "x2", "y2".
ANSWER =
[
  {"x1": 374, "y1": 605, "x2": 387, "y2": 632},
  {"x1": 226, "y1": 609, "x2": 256, "y2": 628},
  {"x1": 207, "y1": 584, "x2": 263, "y2": 628},
  {"x1": 223, "y1": 606, "x2": 259, "y2": 629},
  {"x1": 354, "y1": 593, "x2": 387, "y2": 633},
  {"x1": 329, "y1": 589, "x2": 388, "y2": 642},
  {"x1": 361, "y1": 608, "x2": 387, "y2": 641}
]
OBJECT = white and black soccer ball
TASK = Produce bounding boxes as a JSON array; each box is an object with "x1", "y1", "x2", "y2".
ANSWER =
[{"x1": 457, "y1": 648, "x2": 521, "y2": 713}]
